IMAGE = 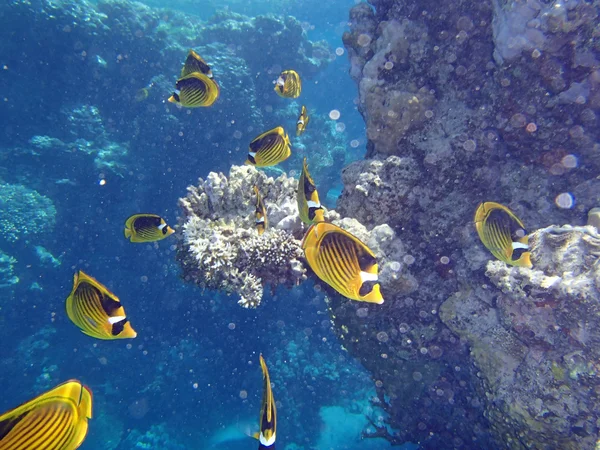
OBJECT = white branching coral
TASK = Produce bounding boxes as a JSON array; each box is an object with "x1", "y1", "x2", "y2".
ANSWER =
[{"x1": 177, "y1": 165, "x2": 306, "y2": 308}]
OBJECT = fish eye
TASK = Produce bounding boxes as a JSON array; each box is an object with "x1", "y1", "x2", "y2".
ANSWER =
[{"x1": 162, "y1": 227, "x2": 168, "y2": 235}]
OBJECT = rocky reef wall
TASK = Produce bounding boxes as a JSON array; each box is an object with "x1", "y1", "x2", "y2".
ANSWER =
[{"x1": 336, "y1": 0, "x2": 600, "y2": 448}]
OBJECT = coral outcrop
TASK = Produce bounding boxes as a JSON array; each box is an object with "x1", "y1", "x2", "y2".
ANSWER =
[
  {"x1": 441, "y1": 224, "x2": 600, "y2": 449},
  {"x1": 177, "y1": 165, "x2": 415, "y2": 309},
  {"x1": 337, "y1": 0, "x2": 600, "y2": 447}
]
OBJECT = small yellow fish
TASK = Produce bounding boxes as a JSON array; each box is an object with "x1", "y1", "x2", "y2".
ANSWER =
[
  {"x1": 180, "y1": 49, "x2": 213, "y2": 78},
  {"x1": 246, "y1": 126, "x2": 291, "y2": 167},
  {"x1": 253, "y1": 185, "x2": 268, "y2": 235},
  {"x1": 302, "y1": 222, "x2": 383, "y2": 304},
  {"x1": 168, "y1": 72, "x2": 220, "y2": 107},
  {"x1": 0, "y1": 380, "x2": 92, "y2": 450},
  {"x1": 66, "y1": 271, "x2": 137, "y2": 340},
  {"x1": 297, "y1": 157, "x2": 324, "y2": 225},
  {"x1": 474, "y1": 202, "x2": 532, "y2": 268},
  {"x1": 252, "y1": 355, "x2": 276, "y2": 449},
  {"x1": 274, "y1": 69, "x2": 301, "y2": 98},
  {"x1": 124, "y1": 214, "x2": 174, "y2": 243},
  {"x1": 296, "y1": 105, "x2": 309, "y2": 136}
]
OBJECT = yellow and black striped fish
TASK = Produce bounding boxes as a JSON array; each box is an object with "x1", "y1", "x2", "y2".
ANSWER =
[
  {"x1": 296, "y1": 105, "x2": 309, "y2": 136},
  {"x1": 253, "y1": 355, "x2": 276, "y2": 450},
  {"x1": 0, "y1": 379, "x2": 92, "y2": 450},
  {"x1": 246, "y1": 126, "x2": 291, "y2": 167},
  {"x1": 253, "y1": 185, "x2": 268, "y2": 235},
  {"x1": 302, "y1": 222, "x2": 383, "y2": 304},
  {"x1": 66, "y1": 271, "x2": 137, "y2": 340},
  {"x1": 180, "y1": 49, "x2": 213, "y2": 78},
  {"x1": 274, "y1": 69, "x2": 301, "y2": 98},
  {"x1": 168, "y1": 72, "x2": 220, "y2": 107},
  {"x1": 124, "y1": 213, "x2": 174, "y2": 243},
  {"x1": 474, "y1": 202, "x2": 532, "y2": 268},
  {"x1": 297, "y1": 158, "x2": 324, "y2": 225}
]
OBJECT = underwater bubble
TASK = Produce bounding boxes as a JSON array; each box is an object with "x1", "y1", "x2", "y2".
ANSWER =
[
  {"x1": 436, "y1": 389, "x2": 444, "y2": 397},
  {"x1": 403, "y1": 254, "x2": 416, "y2": 265},
  {"x1": 526, "y1": 122, "x2": 537, "y2": 133},
  {"x1": 384, "y1": 61, "x2": 394, "y2": 70},
  {"x1": 440, "y1": 256, "x2": 450, "y2": 265},
  {"x1": 555, "y1": 193, "x2": 574, "y2": 209},
  {"x1": 313, "y1": 284, "x2": 322, "y2": 292},
  {"x1": 233, "y1": 130, "x2": 242, "y2": 139},
  {"x1": 357, "y1": 33, "x2": 372, "y2": 47},
  {"x1": 376, "y1": 331, "x2": 389, "y2": 343},
  {"x1": 350, "y1": 139, "x2": 360, "y2": 148},
  {"x1": 569, "y1": 125, "x2": 584, "y2": 139},
  {"x1": 404, "y1": 297, "x2": 414, "y2": 307},
  {"x1": 140, "y1": 275, "x2": 148, "y2": 282},
  {"x1": 329, "y1": 109, "x2": 341, "y2": 120},
  {"x1": 389, "y1": 261, "x2": 401, "y2": 271},
  {"x1": 463, "y1": 140, "x2": 476, "y2": 152},
  {"x1": 420, "y1": 347, "x2": 428, "y2": 355},
  {"x1": 429, "y1": 345, "x2": 443, "y2": 359},
  {"x1": 126, "y1": 343, "x2": 132, "y2": 350},
  {"x1": 335, "y1": 122, "x2": 346, "y2": 132},
  {"x1": 239, "y1": 390, "x2": 248, "y2": 399},
  {"x1": 399, "y1": 323, "x2": 409, "y2": 333},
  {"x1": 455, "y1": 65, "x2": 467, "y2": 76},
  {"x1": 532, "y1": 49, "x2": 541, "y2": 59},
  {"x1": 412, "y1": 372, "x2": 423, "y2": 381},
  {"x1": 549, "y1": 163, "x2": 565, "y2": 176},
  {"x1": 265, "y1": 105, "x2": 273, "y2": 113},
  {"x1": 381, "y1": 353, "x2": 388, "y2": 359},
  {"x1": 304, "y1": 328, "x2": 312, "y2": 336},
  {"x1": 356, "y1": 307, "x2": 369, "y2": 318},
  {"x1": 193, "y1": 383, "x2": 198, "y2": 389},
  {"x1": 510, "y1": 113, "x2": 527, "y2": 128},
  {"x1": 375, "y1": 380, "x2": 383, "y2": 388},
  {"x1": 289, "y1": 169, "x2": 297, "y2": 177},
  {"x1": 335, "y1": 47, "x2": 345, "y2": 56},
  {"x1": 228, "y1": 322, "x2": 236, "y2": 330},
  {"x1": 98, "y1": 179, "x2": 106, "y2": 186},
  {"x1": 561, "y1": 154, "x2": 578, "y2": 168},
  {"x1": 424, "y1": 110, "x2": 434, "y2": 119}
]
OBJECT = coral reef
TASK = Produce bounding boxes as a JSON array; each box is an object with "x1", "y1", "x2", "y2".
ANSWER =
[
  {"x1": 0, "y1": 250, "x2": 18, "y2": 288},
  {"x1": 336, "y1": 0, "x2": 600, "y2": 447},
  {"x1": 123, "y1": 423, "x2": 185, "y2": 450},
  {"x1": 441, "y1": 224, "x2": 600, "y2": 449},
  {"x1": 0, "y1": 183, "x2": 57, "y2": 243},
  {"x1": 177, "y1": 165, "x2": 416, "y2": 308},
  {"x1": 177, "y1": 165, "x2": 306, "y2": 308}
]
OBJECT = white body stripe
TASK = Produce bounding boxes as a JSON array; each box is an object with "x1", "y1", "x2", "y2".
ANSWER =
[
  {"x1": 297, "y1": 119, "x2": 304, "y2": 125},
  {"x1": 108, "y1": 316, "x2": 126, "y2": 324},
  {"x1": 249, "y1": 151, "x2": 257, "y2": 158},
  {"x1": 158, "y1": 223, "x2": 167, "y2": 231},
  {"x1": 512, "y1": 242, "x2": 528, "y2": 250},
  {"x1": 276, "y1": 77, "x2": 285, "y2": 86},
  {"x1": 256, "y1": 217, "x2": 265, "y2": 224},
  {"x1": 360, "y1": 271, "x2": 378, "y2": 283},
  {"x1": 174, "y1": 89, "x2": 181, "y2": 95},
  {"x1": 307, "y1": 200, "x2": 321, "y2": 208},
  {"x1": 259, "y1": 432, "x2": 276, "y2": 447}
]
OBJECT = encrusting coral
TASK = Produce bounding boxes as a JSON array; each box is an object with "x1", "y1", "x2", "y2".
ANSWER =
[{"x1": 177, "y1": 165, "x2": 415, "y2": 308}]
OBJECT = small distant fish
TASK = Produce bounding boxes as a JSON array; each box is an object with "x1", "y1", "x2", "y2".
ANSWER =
[
  {"x1": 253, "y1": 355, "x2": 276, "y2": 449},
  {"x1": 274, "y1": 69, "x2": 301, "y2": 98},
  {"x1": 246, "y1": 126, "x2": 291, "y2": 167},
  {"x1": 168, "y1": 72, "x2": 220, "y2": 107},
  {"x1": 302, "y1": 222, "x2": 384, "y2": 304},
  {"x1": 66, "y1": 271, "x2": 137, "y2": 340},
  {"x1": 181, "y1": 49, "x2": 213, "y2": 78},
  {"x1": 474, "y1": 202, "x2": 532, "y2": 268},
  {"x1": 296, "y1": 105, "x2": 309, "y2": 136},
  {"x1": 297, "y1": 157, "x2": 324, "y2": 225},
  {"x1": 124, "y1": 213, "x2": 174, "y2": 243},
  {"x1": 0, "y1": 379, "x2": 92, "y2": 450},
  {"x1": 253, "y1": 185, "x2": 268, "y2": 235}
]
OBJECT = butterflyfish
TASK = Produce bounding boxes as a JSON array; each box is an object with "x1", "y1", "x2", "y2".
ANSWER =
[
  {"x1": 253, "y1": 186, "x2": 268, "y2": 235},
  {"x1": 253, "y1": 355, "x2": 276, "y2": 449},
  {"x1": 274, "y1": 69, "x2": 301, "y2": 98},
  {"x1": 168, "y1": 72, "x2": 219, "y2": 107},
  {"x1": 296, "y1": 105, "x2": 309, "y2": 136},
  {"x1": 0, "y1": 379, "x2": 92, "y2": 450},
  {"x1": 297, "y1": 157, "x2": 324, "y2": 225},
  {"x1": 302, "y1": 222, "x2": 384, "y2": 304},
  {"x1": 474, "y1": 202, "x2": 532, "y2": 268},
  {"x1": 246, "y1": 126, "x2": 291, "y2": 167},
  {"x1": 124, "y1": 213, "x2": 175, "y2": 243},
  {"x1": 66, "y1": 271, "x2": 137, "y2": 340},
  {"x1": 180, "y1": 49, "x2": 213, "y2": 78}
]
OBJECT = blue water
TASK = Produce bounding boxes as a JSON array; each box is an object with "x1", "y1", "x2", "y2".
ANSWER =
[{"x1": 0, "y1": 0, "x2": 408, "y2": 449}]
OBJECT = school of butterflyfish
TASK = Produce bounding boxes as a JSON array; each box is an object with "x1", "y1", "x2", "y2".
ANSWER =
[{"x1": 2, "y1": 48, "x2": 538, "y2": 449}]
